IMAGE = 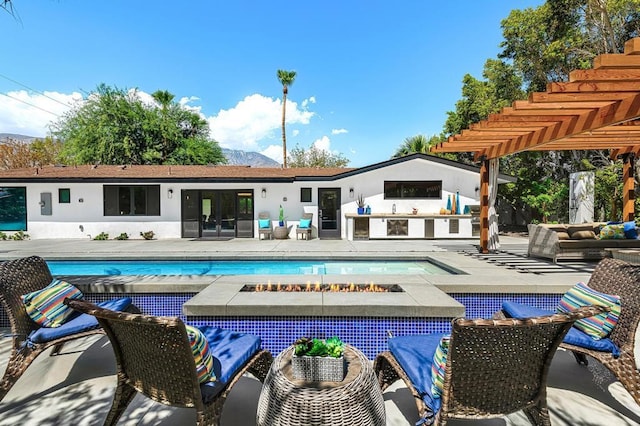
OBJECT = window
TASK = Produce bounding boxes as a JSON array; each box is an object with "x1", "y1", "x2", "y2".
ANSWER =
[
  {"x1": 300, "y1": 187, "x2": 312, "y2": 202},
  {"x1": 237, "y1": 191, "x2": 254, "y2": 219},
  {"x1": 0, "y1": 187, "x2": 27, "y2": 231},
  {"x1": 103, "y1": 185, "x2": 160, "y2": 216},
  {"x1": 59, "y1": 188, "x2": 71, "y2": 203},
  {"x1": 384, "y1": 181, "x2": 442, "y2": 199}
]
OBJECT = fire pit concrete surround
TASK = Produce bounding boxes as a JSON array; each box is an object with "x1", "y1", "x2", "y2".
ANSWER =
[{"x1": 182, "y1": 274, "x2": 465, "y2": 317}]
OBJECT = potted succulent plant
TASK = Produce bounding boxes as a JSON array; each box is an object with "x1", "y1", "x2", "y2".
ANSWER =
[
  {"x1": 292, "y1": 336, "x2": 346, "y2": 382},
  {"x1": 356, "y1": 194, "x2": 365, "y2": 215}
]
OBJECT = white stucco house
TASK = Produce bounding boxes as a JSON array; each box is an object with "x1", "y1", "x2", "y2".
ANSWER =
[{"x1": 0, "y1": 154, "x2": 514, "y2": 240}]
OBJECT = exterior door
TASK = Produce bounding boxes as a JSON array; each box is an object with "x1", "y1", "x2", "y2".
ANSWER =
[
  {"x1": 181, "y1": 190, "x2": 200, "y2": 238},
  {"x1": 201, "y1": 190, "x2": 237, "y2": 238},
  {"x1": 318, "y1": 188, "x2": 341, "y2": 239}
]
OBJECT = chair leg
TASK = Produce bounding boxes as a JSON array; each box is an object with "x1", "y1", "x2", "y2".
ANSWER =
[
  {"x1": 523, "y1": 400, "x2": 551, "y2": 426},
  {"x1": 572, "y1": 351, "x2": 588, "y2": 366},
  {"x1": 103, "y1": 374, "x2": 137, "y2": 426},
  {"x1": 50, "y1": 342, "x2": 65, "y2": 356}
]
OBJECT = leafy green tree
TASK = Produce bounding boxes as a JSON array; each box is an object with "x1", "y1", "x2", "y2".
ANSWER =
[
  {"x1": 0, "y1": 136, "x2": 66, "y2": 169},
  {"x1": 55, "y1": 84, "x2": 225, "y2": 165},
  {"x1": 393, "y1": 135, "x2": 430, "y2": 158},
  {"x1": 277, "y1": 70, "x2": 296, "y2": 168},
  {"x1": 287, "y1": 144, "x2": 349, "y2": 168}
]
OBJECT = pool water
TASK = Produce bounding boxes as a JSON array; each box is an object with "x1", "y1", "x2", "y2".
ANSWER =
[{"x1": 47, "y1": 259, "x2": 454, "y2": 276}]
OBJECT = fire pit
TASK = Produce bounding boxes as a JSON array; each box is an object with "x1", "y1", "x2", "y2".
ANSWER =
[{"x1": 242, "y1": 282, "x2": 403, "y2": 293}]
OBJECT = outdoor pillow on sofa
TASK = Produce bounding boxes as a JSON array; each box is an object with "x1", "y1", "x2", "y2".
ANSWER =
[
  {"x1": 185, "y1": 325, "x2": 217, "y2": 383},
  {"x1": 388, "y1": 333, "x2": 446, "y2": 416},
  {"x1": 258, "y1": 219, "x2": 271, "y2": 229},
  {"x1": 28, "y1": 297, "x2": 133, "y2": 344},
  {"x1": 501, "y1": 301, "x2": 620, "y2": 356},
  {"x1": 198, "y1": 326, "x2": 262, "y2": 403},
  {"x1": 599, "y1": 224, "x2": 626, "y2": 239},
  {"x1": 22, "y1": 279, "x2": 84, "y2": 327}
]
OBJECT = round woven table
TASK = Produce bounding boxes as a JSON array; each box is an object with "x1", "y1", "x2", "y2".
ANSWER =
[
  {"x1": 273, "y1": 226, "x2": 289, "y2": 239},
  {"x1": 256, "y1": 345, "x2": 386, "y2": 426}
]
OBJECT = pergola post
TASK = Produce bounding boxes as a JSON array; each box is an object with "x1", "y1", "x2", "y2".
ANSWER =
[
  {"x1": 622, "y1": 153, "x2": 636, "y2": 222},
  {"x1": 480, "y1": 158, "x2": 489, "y2": 253}
]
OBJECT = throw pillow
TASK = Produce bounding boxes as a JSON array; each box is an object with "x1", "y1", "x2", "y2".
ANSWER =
[
  {"x1": 598, "y1": 224, "x2": 626, "y2": 240},
  {"x1": 555, "y1": 231, "x2": 570, "y2": 240},
  {"x1": 258, "y1": 219, "x2": 271, "y2": 229},
  {"x1": 430, "y1": 335, "x2": 450, "y2": 398},
  {"x1": 22, "y1": 279, "x2": 84, "y2": 328},
  {"x1": 623, "y1": 221, "x2": 638, "y2": 239},
  {"x1": 299, "y1": 218, "x2": 311, "y2": 229},
  {"x1": 556, "y1": 282, "x2": 621, "y2": 339},
  {"x1": 570, "y1": 230, "x2": 596, "y2": 240},
  {"x1": 185, "y1": 325, "x2": 217, "y2": 383}
]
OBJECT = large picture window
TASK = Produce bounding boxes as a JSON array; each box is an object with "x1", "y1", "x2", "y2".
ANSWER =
[
  {"x1": 384, "y1": 181, "x2": 442, "y2": 199},
  {"x1": 0, "y1": 187, "x2": 27, "y2": 231},
  {"x1": 103, "y1": 185, "x2": 160, "y2": 216}
]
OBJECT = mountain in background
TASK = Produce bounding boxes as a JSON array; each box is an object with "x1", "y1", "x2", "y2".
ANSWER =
[
  {"x1": 0, "y1": 133, "x2": 280, "y2": 168},
  {"x1": 221, "y1": 148, "x2": 279, "y2": 167}
]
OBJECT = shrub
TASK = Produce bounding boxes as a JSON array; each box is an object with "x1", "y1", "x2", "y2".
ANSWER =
[
  {"x1": 0, "y1": 232, "x2": 7, "y2": 240},
  {"x1": 94, "y1": 232, "x2": 109, "y2": 240},
  {"x1": 140, "y1": 230, "x2": 155, "y2": 240},
  {"x1": 10, "y1": 231, "x2": 29, "y2": 241},
  {"x1": 115, "y1": 232, "x2": 129, "y2": 240}
]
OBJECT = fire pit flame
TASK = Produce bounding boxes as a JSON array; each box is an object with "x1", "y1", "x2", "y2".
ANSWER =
[{"x1": 243, "y1": 281, "x2": 402, "y2": 293}]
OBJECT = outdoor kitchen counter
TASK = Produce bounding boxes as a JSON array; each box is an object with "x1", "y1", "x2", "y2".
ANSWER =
[{"x1": 345, "y1": 213, "x2": 474, "y2": 240}]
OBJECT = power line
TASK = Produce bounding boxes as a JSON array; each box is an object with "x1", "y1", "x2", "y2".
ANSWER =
[
  {"x1": 0, "y1": 92, "x2": 60, "y2": 117},
  {"x1": 0, "y1": 72, "x2": 74, "y2": 108}
]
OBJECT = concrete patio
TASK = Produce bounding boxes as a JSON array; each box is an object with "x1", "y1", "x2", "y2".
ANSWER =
[{"x1": 1, "y1": 236, "x2": 640, "y2": 425}]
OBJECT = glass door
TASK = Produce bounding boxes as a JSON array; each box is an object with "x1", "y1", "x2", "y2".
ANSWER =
[{"x1": 318, "y1": 188, "x2": 341, "y2": 239}]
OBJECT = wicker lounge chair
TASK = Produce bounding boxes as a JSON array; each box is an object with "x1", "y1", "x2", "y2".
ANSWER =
[
  {"x1": 64, "y1": 298, "x2": 273, "y2": 426},
  {"x1": 500, "y1": 257, "x2": 640, "y2": 407},
  {"x1": 296, "y1": 212, "x2": 313, "y2": 240},
  {"x1": 374, "y1": 305, "x2": 605, "y2": 426},
  {"x1": 0, "y1": 255, "x2": 135, "y2": 402},
  {"x1": 258, "y1": 211, "x2": 273, "y2": 240}
]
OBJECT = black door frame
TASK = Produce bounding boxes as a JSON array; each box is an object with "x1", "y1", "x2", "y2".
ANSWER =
[{"x1": 318, "y1": 187, "x2": 341, "y2": 239}]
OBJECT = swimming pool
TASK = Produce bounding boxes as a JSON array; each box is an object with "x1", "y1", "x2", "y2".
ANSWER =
[{"x1": 48, "y1": 259, "x2": 455, "y2": 276}]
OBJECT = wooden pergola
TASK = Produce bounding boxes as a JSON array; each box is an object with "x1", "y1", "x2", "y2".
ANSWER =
[{"x1": 431, "y1": 37, "x2": 640, "y2": 253}]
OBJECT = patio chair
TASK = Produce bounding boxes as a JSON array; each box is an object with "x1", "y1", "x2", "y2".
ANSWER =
[
  {"x1": 0, "y1": 255, "x2": 136, "y2": 402},
  {"x1": 258, "y1": 211, "x2": 273, "y2": 240},
  {"x1": 499, "y1": 257, "x2": 640, "y2": 407},
  {"x1": 296, "y1": 212, "x2": 313, "y2": 240},
  {"x1": 64, "y1": 298, "x2": 273, "y2": 426},
  {"x1": 374, "y1": 305, "x2": 605, "y2": 426}
]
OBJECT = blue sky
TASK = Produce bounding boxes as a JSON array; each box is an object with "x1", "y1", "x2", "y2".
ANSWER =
[{"x1": 0, "y1": 0, "x2": 543, "y2": 167}]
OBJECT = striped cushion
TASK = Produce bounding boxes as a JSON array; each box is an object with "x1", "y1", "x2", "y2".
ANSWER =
[
  {"x1": 556, "y1": 282, "x2": 621, "y2": 339},
  {"x1": 22, "y1": 279, "x2": 84, "y2": 328},
  {"x1": 430, "y1": 335, "x2": 450, "y2": 398},
  {"x1": 186, "y1": 325, "x2": 217, "y2": 383}
]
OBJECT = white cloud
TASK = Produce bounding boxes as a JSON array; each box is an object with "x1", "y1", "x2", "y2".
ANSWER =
[
  {"x1": 331, "y1": 128, "x2": 348, "y2": 135},
  {"x1": 207, "y1": 94, "x2": 314, "y2": 152},
  {"x1": 301, "y1": 96, "x2": 316, "y2": 107},
  {"x1": 261, "y1": 144, "x2": 285, "y2": 165},
  {"x1": 312, "y1": 136, "x2": 331, "y2": 151},
  {"x1": 0, "y1": 90, "x2": 81, "y2": 136},
  {"x1": 292, "y1": 129, "x2": 300, "y2": 137}
]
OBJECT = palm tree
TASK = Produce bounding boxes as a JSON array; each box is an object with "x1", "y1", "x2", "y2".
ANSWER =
[
  {"x1": 392, "y1": 135, "x2": 430, "y2": 158},
  {"x1": 277, "y1": 69, "x2": 296, "y2": 168}
]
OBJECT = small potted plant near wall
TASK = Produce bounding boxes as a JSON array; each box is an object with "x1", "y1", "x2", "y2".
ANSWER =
[
  {"x1": 356, "y1": 194, "x2": 366, "y2": 215},
  {"x1": 292, "y1": 336, "x2": 346, "y2": 382}
]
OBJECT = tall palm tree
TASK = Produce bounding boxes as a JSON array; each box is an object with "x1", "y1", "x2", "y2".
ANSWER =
[
  {"x1": 277, "y1": 70, "x2": 296, "y2": 168},
  {"x1": 392, "y1": 135, "x2": 430, "y2": 158}
]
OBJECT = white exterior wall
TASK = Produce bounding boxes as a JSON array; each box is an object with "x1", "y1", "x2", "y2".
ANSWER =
[{"x1": 13, "y1": 157, "x2": 484, "y2": 239}]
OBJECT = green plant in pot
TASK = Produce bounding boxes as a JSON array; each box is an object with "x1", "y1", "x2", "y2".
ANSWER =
[
  {"x1": 292, "y1": 336, "x2": 346, "y2": 382},
  {"x1": 356, "y1": 194, "x2": 365, "y2": 214}
]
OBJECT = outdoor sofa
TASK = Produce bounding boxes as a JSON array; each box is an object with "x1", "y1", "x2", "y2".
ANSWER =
[{"x1": 527, "y1": 222, "x2": 640, "y2": 263}]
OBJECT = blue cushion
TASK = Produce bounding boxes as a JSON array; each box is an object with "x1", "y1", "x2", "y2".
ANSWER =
[
  {"x1": 388, "y1": 333, "x2": 445, "y2": 415},
  {"x1": 501, "y1": 301, "x2": 620, "y2": 356},
  {"x1": 28, "y1": 297, "x2": 133, "y2": 344},
  {"x1": 299, "y1": 218, "x2": 311, "y2": 229},
  {"x1": 199, "y1": 326, "x2": 262, "y2": 403},
  {"x1": 258, "y1": 219, "x2": 271, "y2": 229},
  {"x1": 623, "y1": 221, "x2": 638, "y2": 239}
]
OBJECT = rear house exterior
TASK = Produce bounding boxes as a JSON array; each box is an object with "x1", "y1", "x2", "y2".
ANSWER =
[{"x1": 0, "y1": 154, "x2": 514, "y2": 240}]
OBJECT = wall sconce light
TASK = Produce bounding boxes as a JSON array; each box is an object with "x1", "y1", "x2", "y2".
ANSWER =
[
  {"x1": 349, "y1": 188, "x2": 354, "y2": 198},
  {"x1": 474, "y1": 186, "x2": 480, "y2": 193},
  {"x1": 168, "y1": 188, "x2": 174, "y2": 199},
  {"x1": 261, "y1": 188, "x2": 267, "y2": 198}
]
